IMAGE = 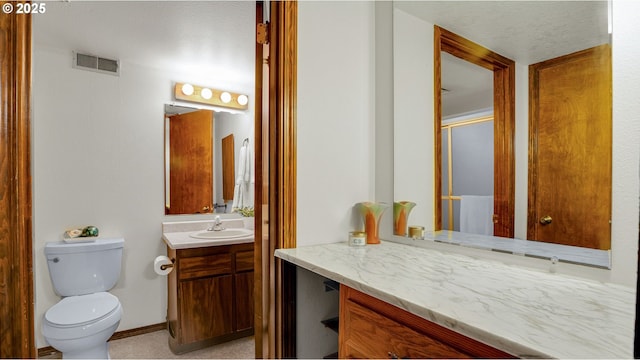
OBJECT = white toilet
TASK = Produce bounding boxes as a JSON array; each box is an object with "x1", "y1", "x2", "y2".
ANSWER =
[{"x1": 42, "y1": 238, "x2": 124, "y2": 359}]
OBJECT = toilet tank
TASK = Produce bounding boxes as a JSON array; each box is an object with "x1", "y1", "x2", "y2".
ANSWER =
[{"x1": 45, "y1": 238, "x2": 124, "y2": 297}]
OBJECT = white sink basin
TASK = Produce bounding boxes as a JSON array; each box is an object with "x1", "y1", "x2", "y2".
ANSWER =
[{"x1": 189, "y1": 228, "x2": 253, "y2": 240}]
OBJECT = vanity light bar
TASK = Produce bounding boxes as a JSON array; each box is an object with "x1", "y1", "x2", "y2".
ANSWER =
[{"x1": 174, "y1": 82, "x2": 249, "y2": 110}]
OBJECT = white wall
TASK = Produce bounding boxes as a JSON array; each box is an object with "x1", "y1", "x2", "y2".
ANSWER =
[
  {"x1": 297, "y1": 1, "x2": 375, "y2": 247},
  {"x1": 513, "y1": 62, "x2": 529, "y2": 240},
  {"x1": 393, "y1": 8, "x2": 434, "y2": 230},
  {"x1": 296, "y1": 1, "x2": 375, "y2": 357},
  {"x1": 32, "y1": 42, "x2": 255, "y2": 348},
  {"x1": 374, "y1": 1, "x2": 395, "y2": 240},
  {"x1": 390, "y1": 6, "x2": 640, "y2": 287},
  {"x1": 610, "y1": 0, "x2": 640, "y2": 287}
]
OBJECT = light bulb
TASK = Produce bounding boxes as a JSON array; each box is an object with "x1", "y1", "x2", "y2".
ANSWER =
[
  {"x1": 201, "y1": 88, "x2": 213, "y2": 100},
  {"x1": 181, "y1": 83, "x2": 194, "y2": 96},
  {"x1": 237, "y1": 94, "x2": 248, "y2": 106},
  {"x1": 220, "y1": 92, "x2": 232, "y2": 103}
]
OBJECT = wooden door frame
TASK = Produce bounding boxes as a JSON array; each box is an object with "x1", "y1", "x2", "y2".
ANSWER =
[
  {"x1": 0, "y1": 11, "x2": 35, "y2": 359},
  {"x1": 0, "y1": 2, "x2": 296, "y2": 357},
  {"x1": 254, "y1": 1, "x2": 297, "y2": 358},
  {"x1": 434, "y1": 26, "x2": 515, "y2": 237}
]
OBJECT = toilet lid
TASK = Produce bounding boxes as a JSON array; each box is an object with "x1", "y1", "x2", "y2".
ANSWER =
[{"x1": 45, "y1": 292, "x2": 119, "y2": 327}]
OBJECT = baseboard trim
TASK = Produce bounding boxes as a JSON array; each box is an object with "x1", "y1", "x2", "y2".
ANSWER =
[
  {"x1": 37, "y1": 322, "x2": 167, "y2": 358},
  {"x1": 108, "y1": 322, "x2": 167, "y2": 341}
]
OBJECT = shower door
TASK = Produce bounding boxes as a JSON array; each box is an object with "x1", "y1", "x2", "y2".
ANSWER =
[{"x1": 441, "y1": 117, "x2": 494, "y2": 233}]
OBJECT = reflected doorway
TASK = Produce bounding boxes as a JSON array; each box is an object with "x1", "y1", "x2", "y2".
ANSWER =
[
  {"x1": 440, "y1": 51, "x2": 495, "y2": 234},
  {"x1": 434, "y1": 26, "x2": 516, "y2": 237}
]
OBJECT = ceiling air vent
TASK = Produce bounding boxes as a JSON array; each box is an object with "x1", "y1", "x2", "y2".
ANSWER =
[{"x1": 73, "y1": 52, "x2": 119, "y2": 76}]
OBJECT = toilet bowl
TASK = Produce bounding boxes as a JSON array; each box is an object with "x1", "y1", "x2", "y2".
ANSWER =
[
  {"x1": 42, "y1": 238, "x2": 125, "y2": 359},
  {"x1": 42, "y1": 292, "x2": 122, "y2": 359}
]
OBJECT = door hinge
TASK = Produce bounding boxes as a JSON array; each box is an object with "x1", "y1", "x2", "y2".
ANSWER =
[
  {"x1": 492, "y1": 214, "x2": 498, "y2": 223},
  {"x1": 257, "y1": 23, "x2": 269, "y2": 45}
]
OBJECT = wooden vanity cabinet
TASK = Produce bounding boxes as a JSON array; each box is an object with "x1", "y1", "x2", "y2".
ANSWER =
[
  {"x1": 167, "y1": 243, "x2": 254, "y2": 354},
  {"x1": 338, "y1": 285, "x2": 514, "y2": 359}
]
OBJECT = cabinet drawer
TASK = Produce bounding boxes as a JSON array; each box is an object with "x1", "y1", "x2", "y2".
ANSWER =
[
  {"x1": 341, "y1": 298, "x2": 469, "y2": 359},
  {"x1": 339, "y1": 286, "x2": 514, "y2": 359},
  {"x1": 179, "y1": 254, "x2": 232, "y2": 280},
  {"x1": 235, "y1": 250, "x2": 254, "y2": 272}
]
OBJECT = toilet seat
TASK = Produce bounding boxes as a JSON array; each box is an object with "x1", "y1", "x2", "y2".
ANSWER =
[
  {"x1": 45, "y1": 292, "x2": 119, "y2": 327},
  {"x1": 43, "y1": 292, "x2": 122, "y2": 340}
]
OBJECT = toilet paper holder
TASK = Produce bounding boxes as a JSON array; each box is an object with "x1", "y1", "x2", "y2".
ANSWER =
[{"x1": 160, "y1": 258, "x2": 175, "y2": 271}]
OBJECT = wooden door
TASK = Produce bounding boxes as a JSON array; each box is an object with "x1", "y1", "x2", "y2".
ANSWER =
[
  {"x1": 167, "y1": 109, "x2": 213, "y2": 214},
  {"x1": 221, "y1": 134, "x2": 235, "y2": 202},
  {"x1": 528, "y1": 44, "x2": 612, "y2": 250}
]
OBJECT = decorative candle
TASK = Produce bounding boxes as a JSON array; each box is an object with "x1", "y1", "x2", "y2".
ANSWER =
[{"x1": 348, "y1": 231, "x2": 367, "y2": 247}]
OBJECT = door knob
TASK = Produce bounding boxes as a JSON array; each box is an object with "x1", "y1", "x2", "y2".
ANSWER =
[{"x1": 540, "y1": 215, "x2": 552, "y2": 225}]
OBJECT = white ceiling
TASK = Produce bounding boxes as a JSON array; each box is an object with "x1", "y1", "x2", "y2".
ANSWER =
[
  {"x1": 33, "y1": 1, "x2": 256, "y2": 90},
  {"x1": 395, "y1": 1, "x2": 610, "y2": 117},
  {"x1": 441, "y1": 52, "x2": 493, "y2": 117},
  {"x1": 33, "y1": 1, "x2": 610, "y2": 118}
]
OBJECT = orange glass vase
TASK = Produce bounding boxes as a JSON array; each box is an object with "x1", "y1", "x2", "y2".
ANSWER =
[
  {"x1": 393, "y1": 201, "x2": 416, "y2": 236},
  {"x1": 357, "y1": 202, "x2": 389, "y2": 244}
]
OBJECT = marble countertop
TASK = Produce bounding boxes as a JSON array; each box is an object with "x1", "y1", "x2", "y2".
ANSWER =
[{"x1": 275, "y1": 241, "x2": 634, "y2": 359}]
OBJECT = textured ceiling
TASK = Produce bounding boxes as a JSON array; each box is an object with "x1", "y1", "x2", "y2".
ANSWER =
[
  {"x1": 395, "y1": 1, "x2": 610, "y2": 117},
  {"x1": 441, "y1": 52, "x2": 493, "y2": 118},
  {"x1": 394, "y1": 1, "x2": 610, "y2": 65}
]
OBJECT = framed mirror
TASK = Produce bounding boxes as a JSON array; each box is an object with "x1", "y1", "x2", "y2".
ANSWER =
[
  {"x1": 164, "y1": 104, "x2": 254, "y2": 215},
  {"x1": 392, "y1": 1, "x2": 611, "y2": 268}
]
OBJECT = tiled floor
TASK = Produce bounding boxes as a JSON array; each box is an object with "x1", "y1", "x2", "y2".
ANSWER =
[
  {"x1": 109, "y1": 331, "x2": 255, "y2": 359},
  {"x1": 41, "y1": 331, "x2": 255, "y2": 359}
]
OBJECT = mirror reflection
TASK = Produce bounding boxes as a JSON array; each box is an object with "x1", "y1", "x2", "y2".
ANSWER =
[
  {"x1": 392, "y1": 1, "x2": 611, "y2": 267},
  {"x1": 164, "y1": 104, "x2": 254, "y2": 215}
]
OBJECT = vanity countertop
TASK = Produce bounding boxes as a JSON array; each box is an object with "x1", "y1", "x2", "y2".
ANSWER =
[
  {"x1": 274, "y1": 241, "x2": 634, "y2": 359},
  {"x1": 162, "y1": 231, "x2": 253, "y2": 249},
  {"x1": 162, "y1": 219, "x2": 253, "y2": 249}
]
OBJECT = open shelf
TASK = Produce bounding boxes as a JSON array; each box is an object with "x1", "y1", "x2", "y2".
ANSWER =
[
  {"x1": 321, "y1": 316, "x2": 339, "y2": 333},
  {"x1": 323, "y1": 279, "x2": 340, "y2": 292}
]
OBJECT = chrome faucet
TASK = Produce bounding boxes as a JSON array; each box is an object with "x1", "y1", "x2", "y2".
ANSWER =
[{"x1": 207, "y1": 216, "x2": 225, "y2": 231}]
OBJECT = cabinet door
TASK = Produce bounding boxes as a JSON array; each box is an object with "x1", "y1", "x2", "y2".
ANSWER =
[
  {"x1": 234, "y1": 271, "x2": 254, "y2": 332},
  {"x1": 179, "y1": 275, "x2": 233, "y2": 343}
]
